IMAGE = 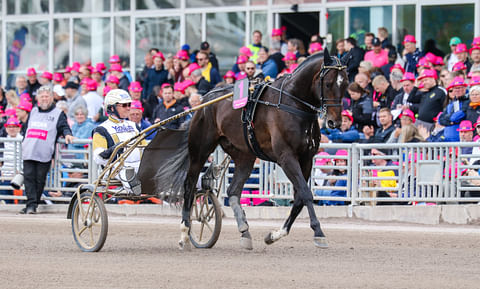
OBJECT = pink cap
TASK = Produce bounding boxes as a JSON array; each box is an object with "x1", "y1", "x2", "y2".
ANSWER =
[
  {"x1": 182, "y1": 79, "x2": 195, "y2": 89},
  {"x1": 109, "y1": 63, "x2": 123, "y2": 72},
  {"x1": 128, "y1": 81, "x2": 143, "y2": 92},
  {"x1": 109, "y1": 54, "x2": 120, "y2": 63},
  {"x1": 16, "y1": 100, "x2": 32, "y2": 112},
  {"x1": 454, "y1": 43, "x2": 468, "y2": 54},
  {"x1": 153, "y1": 51, "x2": 165, "y2": 61},
  {"x1": 86, "y1": 79, "x2": 98, "y2": 91},
  {"x1": 96, "y1": 62, "x2": 107, "y2": 71},
  {"x1": 20, "y1": 93, "x2": 32, "y2": 103},
  {"x1": 174, "y1": 50, "x2": 189, "y2": 61},
  {"x1": 239, "y1": 46, "x2": 253, "y2": 57},
  {"x1": 457, "y1": 120, "x2": 474, "y2": 132},
  {"x1": 92, "y1": 67, "x2": 103, "y2": 75},
  {"x1": 103, "y1": 85, "x2": 111, "y2": 97},
  {"x1": 27, "y1": 67, "x2": 37, "y2": 76},
  {"x1": 308, "y1": 42, "x2": 323, "y2": 54},
  {"x1": 315, "y1": 152, "x2": 331, "y2": 166},
  {"x1": 470, "y1": 45, "x2": 480, "y2": 54},
  {"x1": 71, "y1": 62, "x2": 81, "y2": 71},
  {"x1": 271, "y1": 28, "x2": 282, "y2": 37},
  {"x1": 424, "y1": 52, "x2": 437, "y2": 63},
  {"x1": 282, "y1": 52, "x2": 297, "y2": 61},
  {"x1": 80, "y1": 77, "x2": 91, "y2": 85},
  {"x1": 341, "y1": 110, "x2": 353, "y2": 122},
  {"x1": 41, "y1": 71, "x2": 53, "y2": 80},
  {"x1": 130, "y1": 100, "x2": 143, "y2": 112},
  {"x1": 53, "y1": 73, "x2": 63, "y2": 82},
  {"x1": 106, "y1": 75, "x2": 119, "y2": 84},
  {"x1": 335, "y1": 149, "x2": 348, "y2": 157},
  {"x1": 400, "y1": 109, "x2": 416, "y2": 123},
  {"x1": 174, "y1": 82, "x2": 186, "y2": 94},
  {"x1": 416, "y1": 57, "x2": 432, "y2": 68},
  {"x1": 403, "y1": 35, "x2": 416, "y2": 44},
  {"x1": 4, "y1": 116, "x2": 21, "y2": 127},
  {"x1": 447, "y1": 76, "x2": 467, "y2": 90},
  {"x1": 3, "y1": 108, "x2": 16, "y2": 117},
  {"x1": 470, "y1": 76, "x2": 480, "y2": 87},
  {"x1": 472, "y1": 37, "x2": 480, "y2": 46},
  {"x1": 223, "y1": 70, "x2": 236, "y2": 79},
  {"x1": 390, "y1": 63, "x2": 405, "y2": 74},
  {"x1": 433, "y1": 56, "x2": 444, "y2": 66},
  {"x1": 417, "y1": 69, "x2": 437, "y2": 80},
  {"x1": 187, "y1": 62, "x2": 201, "y2": 75},
  {"x1": 452, "y1": 61, "x2": 467, "y2": 72},
  {"x1": 236, "y1": 55, "x2": 249, "y2": 64},
  {"x1": 65, "y1": 66, "x2": 72, "y2": 73},
  {"x1": 400, "y1": 72, "x2": 415, "y2": 82}
]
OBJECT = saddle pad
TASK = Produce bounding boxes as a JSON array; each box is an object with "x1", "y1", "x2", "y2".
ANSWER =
[{"x1": 233, "y1": 78, "x2": 249, "y2": 109}]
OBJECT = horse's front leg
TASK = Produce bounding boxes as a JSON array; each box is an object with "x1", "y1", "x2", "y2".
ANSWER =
[{"x1": 179, "y1": 175, "x2": 197, "y2": 250}]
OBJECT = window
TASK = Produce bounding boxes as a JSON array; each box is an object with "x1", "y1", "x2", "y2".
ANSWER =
[
  {"x1": 397, "y1": 5, "x2": 415, "y2": 50},
  {"x1": 250, "y1": 11, "x2": 268, "y2": 46},
  {"x1": 115, "y1": 0, "x2": 130, "y2": 11},
  {"x1": 186, "y1": 0, "x2": 245, "y2": 8},
  {"x1": 54, "y1": 19, "x2": 70, "y2": 70},
  {"x1": 186, "y1": 14, "x2": 202, "y2": 54},
  {"x1": 327, "y1": 9, "x2": 345, "y2": 52},
  {"x1": 115, "y1": 17, "x2": 131, "y2": 70},
  {"x1": 422, "y1": 4, "x2": 474, "y2": 54},
  {"x1": 349, "y1": 6, "x2": 392, "y2": 49},
  {"x1": 7, "y1": 0, "x2": 48, "y2": 14},
  {"x1": 136, "y1": 0, "x2": 179, "y2": 9},
  {"x1": 55, "y1": 0, "x2": 110, "y2": 13},
  {"x1": 73, "y1": 18, "x2": 111, "y2": 65},
  {"x1": 206, "y1": 12, "x2": 245, "y2": 73}
]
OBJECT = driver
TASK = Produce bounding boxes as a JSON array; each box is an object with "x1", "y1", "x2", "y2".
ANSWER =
[{"x1": 92, "y1": 89, "x2": 146, "y2": 195}]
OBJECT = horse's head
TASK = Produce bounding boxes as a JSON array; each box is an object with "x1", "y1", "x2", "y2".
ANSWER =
[{"x1": 316, "y1": 48, "x2": 349, "y2": 129}]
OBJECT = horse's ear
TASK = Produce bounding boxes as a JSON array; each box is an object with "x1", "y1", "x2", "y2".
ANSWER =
[
  {"x1": 341, "y1": 50, "x2": 351, "y2": 66},
  {"x1": 323, "y1": 47, "x2": 332, "y2": 65}
]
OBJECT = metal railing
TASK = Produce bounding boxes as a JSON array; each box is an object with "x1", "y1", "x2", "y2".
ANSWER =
[{"x1": 2, "y1": 137, "x2": 480, "y2": 205}]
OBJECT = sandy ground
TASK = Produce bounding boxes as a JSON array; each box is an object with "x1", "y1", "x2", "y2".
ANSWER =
[{"x1": 0, "y1": 212, "x2": 479, "y2": 289}]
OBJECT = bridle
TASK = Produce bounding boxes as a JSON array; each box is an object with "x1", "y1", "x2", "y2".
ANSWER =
[{"x1": 317, "y1": 57, "x2": 347, "y2": 117}]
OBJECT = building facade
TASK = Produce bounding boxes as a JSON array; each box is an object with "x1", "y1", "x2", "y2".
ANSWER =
[{"x1": 2, "y1": 0, "x2": 479, "y2": 86}]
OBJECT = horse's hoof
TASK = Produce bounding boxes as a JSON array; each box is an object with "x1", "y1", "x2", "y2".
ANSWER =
[
  {"x1": 314, "y1": 237, "x2": 328, "y2": 249},
  {"x1": 178, "y1": 240, "x2": 191, "y2": 251},
  {"x1": 264, "y1": 232, "x2": 274, "y2": 245},
  {"x1": 240, "y1": 237, "x2": 253, "y2": 250}
]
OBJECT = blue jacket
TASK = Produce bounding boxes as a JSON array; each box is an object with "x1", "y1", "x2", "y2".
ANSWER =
[
  {"x1": 323, "y1": 126, "x2": 360, "y2": 143},
  {"x1": 139, "y1": 118, "x2": 155, "y2": 140},
  {"x1": 326, "y1": 174, "x2": 347, "y2": 205},
  {"x1": 142, "y1": 66, "x2": 170, "y2": 99},
  {"x1": 439, "y1": 100, "x2": 467, "y2": 142},
  {"x1": 260, "y1": 58, "x2": 278, "y2": 79},
  {"x1": 404, "y1": 48, "x2": 423, "y2": 75}
]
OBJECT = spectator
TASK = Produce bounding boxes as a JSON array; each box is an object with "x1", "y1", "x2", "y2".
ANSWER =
[
  {"x1": 398, "y1": 124, "x2": 424, "y2": 143},
  {"x1": 269, "y1": 40, "x2": 286, "y2": 73},
  {"x1": 391, "y1": 71, "x2": 414, "y2": 111},
  {"x1": 464, "y1": 86, "x2": 480, "y2": 125},
  {"x1": 445, "y1": 37, "x2": 461, "y2": 70},
  {"x1": 82, "y1": 79, "x2": 103, "y2": 121},
  {"x1": 109, "y1": 64, "x2": 130, "y2": 91},
  {"x1": 199, "y1": 41, "x2": 219, "y2": 71},
  {"x1": 53, "y1": 84, "x2": 66, "y2": 103},
  {"x1": 402, "y1": 35, "x2": 422, "y2": 75},
  {"x1": 245, "y1": 61, "x2": 263, "y2": 81},
  {"x1": 39, "y1": 71, "x2": 53, "y2": 86},
  {"x1": 457, "y1": 120, "x2": 474, "y2": 154},
  {"x1": 279, "y1": 52, "x2": 298, "y2": 76},
  {"x1": 364, "y1": 37, "x2": 388, "y2": 68},
  {"x1": 377, "y1": 27, "x2": 390, "y2": 49},
  {"x1": 271, "y1": 28, "x2": 288, "y2": 55},
  {"x1": 354, "y1": 72, "x2": 373, "y2": 97},
  {"x1": 420, "y1": 112, "x2": 445, "y2": 142},
  {"x1": 129, "y1": 100, "x2": 154, "y2": 140},
  {"x1": 172, "y1": 50, "x2": 189, "y2": 83},
  {"x1": 223, "y1": 70, "x2": 236, "y2": 85},
  {"x1": 256, "y1": 47, "x2": 278, "y2": 79},
  {"x1": 26, "y1": 67, "x2": 41, "y2": 101},
  {"x1": 347, "y1": 82, "x2": 374, "y2": 130},
  {"x1": 5, "y1": 90, "x2": 19, "y2": 110},
  {"x1": 138, "y1": 52, "x2": 154, "y2": 85},
  {"x1": 438, "y1": 76, "x2": 468, "y2": 141},
  {"x1": 381, "y1": 48, "x2": 399, "y2": 81},
  {"x1": 439, "y1": 68, "x2": 450, "y2": 88},
  {"x1": 470, "y1": 44, "x2": 480, "y2": 72},
  {"x1": 143, "y1": 51, "x2": 170, "y2": 100},
  {"x1": 105, "y1": 75, "x2": 119, "y2": 90},
  {"x1": 189, "y1": 63, "x2": 213, "y2": 95},
  {"x1": 0, "y1": 117, "x2": 23, "y2": 204},
  {"x1": 20, "y1": 85, "x2": 74, "y2": 214},
  {"x1": 370, "y1": 148, "x2": 398, "y2": 200},
  {"x1": 69, "y1": 106, "x2": 96, "y2": 158},
  {"x1": 91, "y1": 67, "x2": 105, "y2": 97},
  {"x1": 197, "y1": 51, "x2": 221, "y2": 86},
  {"x1": 247, "y1": 30, "x2": 267, "y2": 64},
  {"x1": 372, "y1": 75, "x2": 397, "y2": 110},
  {"x1": 408, "y1": 69, "x2": 446, "y2": 131},
  {"x1": 335, "y1": 38, "x2": 346, "y2": 59},
  {"x1": 313, "y1": 152, "x2": 334, "y2": 205},
  {"x1": 15, "y1": 75, "x2": 28, "y2": 97},
  {"x1": 64, "y1": 81, "x2": 87, "y2": 120},
  {"x1": 308, "y1": 42, "x2": 323, "y2": 56},
  {"x1": 287, "y1": 38, "x2": 306, "y2": 58},
  {"x1": 152, "y1": 84, "x2": 185, "y2": 129},
  {"x1": 15, "y1": 100, "x2": 32, "y2": 131},
  {"x1": 108, "y1": 54, "x2": 132, "y2": 82},
  {"x1": 373, "y1": 108, "x2": 395, "y2": 143},
  {"x1": 326, "y1": 149, "x2": 348, "y2": 205},
  {"x1": 453, "y1": 43, "x2": 472, "y2": 73},
  {"x1": 322, "y1": 110, "x2": 360, "y2": 143},
  {"x1": 358, "y1": 60, "x2": 372, "y2": 74},
  {"x1": 234, "y1": 55, "x2": 248, "y2": 80},
  {"x1": 344, "y1": 37, "x2": 365, "y2": 83},
  {"x1": 364, "y1": 32, "x2": 375, "y2": 51}
]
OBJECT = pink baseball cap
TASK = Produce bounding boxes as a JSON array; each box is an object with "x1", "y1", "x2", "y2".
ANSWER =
[
  {"x1": 236, "y1": 55, "x2": 249, "y2": 64},
  {"x1": 86, "y1": 79, "x2": 98, "y2": 91},
  {"x1": 417, "y1": 69, "x2": 437, "y2": 80},
  {"x1": 71, "y1": 62, "x2": 81, "y2": 71},
  {"x1": 424, "y1": 52, "x2": 437, "y2": 64},
  {"x1": 271, "y1": 28, "x2": 282, "y2": 37},
  {"x1": 470, "y1": 76, "x2": 480, "y2": 87},
  {"x1": 174, "y1": 82, "x2": 186, "y2": 94},
  {"x1": 106, "y1": 75, "x2": 119, "y2": 84},
  {"x1": 416, "y1": 57, "x2": 431, "y2": 68},
  {"x1": 128, "y1": 81, "x2": 143, "y2": 92},
  {"x1": 153, "y1": 51, "x2": 165, "y2": 61},
  {"x1": 472, "y1": 37, "x2": 480, "y2": 46},
  {"x1": 41, "y1": 71, "x2": 53, "y2": 80},
  {"x1": 470, "y1": 45, "x2": 480, "y2": 54},
  {"x1": 400, "y1": 72, "x2": 415, "y2": 82},
  {"x1": 20, "y1": 93, "x2": 32, "y2": 103},
  {"x1": 341, "y1": 110, "x2": 353, "y2": 122},
  {"x1": 315, "y1": 152, "x2": 331, "y2": 166},
  {"x1": 109, "y1": 54, "x2": 120, "y2": 63},
  {"x1": 103, "y1": 85, "x2": 112, "y2": 97},
  {"x1": 335, "y1": 149, "x2": 348, "y2": 158},
  {"x1": 130, "y1": 100, "x2": 143, "y2": 112},
  {"x1": 308, "y1": 42, "x2": 323, "y2": 54},
  {"x1": 182, "y1": 79, "x2": 195, "y2": 89},
  {"x1": 400, "y1": 109, "x2": 416, "y2": 123},
  {"x1": 174, "y1": 50, "x2": 189, "y2": 61},
  {"x1": 403, "y1": 35, "x2": 416, "y2": 44},
  {"x1": 3, "y1": 108, "x2": 16, "y2": 117},
  {"x1": 452, "y1": 61, "x2": 467, "y2": 72},
  {"x1": 457, "y1": 120, "x2": 474, "y2": 132},
  {"x1": 109, "y1": 63, "x2": 123, "y2": 72},
  {"x1": 53, "y1": 72, "x2": 63, "y2": 82},
  {"x1": 96, "y1": 62, "x2": 107, "y2": 71},
  {"x1": 4, "y1": 116, "x2": 21, "y2": 127},
  {"x1": 390, "y1": 63, "x2": 405, "y2": 74},
  {"x1": 187, "y1": 62, "x2": 201, "y2": 75},
  {"x1": 433, "y1": 56, "x2": 444, "y2": 66},
  {"x1": 239, "y1": 46, "x2": 253, "y2": 57},
  {"x1": 454, "y1": 43, "x2": 468, "y2": 54},
  {"x1": 282, "y1": 52, "x2": 297, "y2": 61},
  {"x1": 65, "y1": 66, "x2": 72, "y2": 73},
  {"x1": 223, "y1": 70, "x2": 236, "y2": 80},
  {"x1": 447, "y1": 76, "x2": 467, "y2": 90},
  {"x1": 16, "y1": 100, "x2": 32, "y2": 112},
  {"x1": 27, "y1": 67, "x2": 37, "y2": 76}
]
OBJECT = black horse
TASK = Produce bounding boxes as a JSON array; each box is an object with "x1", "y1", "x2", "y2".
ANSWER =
[{"x1": 144, "y1": 49, "x2": 348, "y2": 249}]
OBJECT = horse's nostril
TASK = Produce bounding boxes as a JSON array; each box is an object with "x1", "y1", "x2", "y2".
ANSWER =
[{"x1": 327, "y1": 120, "x2": 335, "y2": 129}]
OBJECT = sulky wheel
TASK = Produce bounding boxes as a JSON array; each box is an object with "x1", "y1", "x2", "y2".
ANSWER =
[
  {"x1": 189, "y1": 190, "x2": 222, "y2": 248},
  {"x1": 71, "y1": 191, "x2": 108, "y2": 252}
]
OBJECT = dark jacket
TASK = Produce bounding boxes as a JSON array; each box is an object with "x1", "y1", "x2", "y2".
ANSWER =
[
  {"x1": 404, "y1": 48, "x2": 423, "y2": 75},
  {"x1": 373, "y1": 124, "x2": 395, "y2": 143},
  {"x1": 439, "y1": 97, "x2": 468, "y2": 142},
  {"x1": 463, "y1": 101, "x2": 480, "y2": 126},
  {"x1": 118, "y1": 75, "x2": 131, "y2": 92},
  {"x1": 375, "y1": 85, "x2": 397, "y2": 109},
  {"x1": 346, "y1": 46, "x2": 365, "y2": 83},
  {"x1": 142, "y1": 66, "x2": 170, "y2": 99},
  {"x1": 27, "y1": 80, "x2": 41, "y2": 104},
  {"x1": 350, "y1": 93, "x2": 375, "y2": 130},
  {"x1": 196, "y1": 77, "x2": 213, "y2": 95},
  {"x1": 407, "y1": 85, "x2": 446, "y2": 123},
  {"x1": 270, "y1": 52, "x2": 286, "y2": 73},
  {"x1": 152, "y1": 101, "x2": 185, "y2": 129}
]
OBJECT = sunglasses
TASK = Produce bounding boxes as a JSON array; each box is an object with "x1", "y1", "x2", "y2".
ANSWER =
[
  {"x1": 440, "y1": 74, "x2": 447, "y2": 77},
  {"x1": 116, "y1": 103, "x2": 131, "y2": 108},
  {"x1": 246, "y1": 67, "x2": 255, "y2": 70},
  {"x1": 196, "y1": 58, "x2": 206, "y2": 61}
]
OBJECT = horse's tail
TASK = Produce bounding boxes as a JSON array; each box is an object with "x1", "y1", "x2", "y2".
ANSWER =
[{"x1": 138, "y1": 126, "x2": 190, "y2": 203}]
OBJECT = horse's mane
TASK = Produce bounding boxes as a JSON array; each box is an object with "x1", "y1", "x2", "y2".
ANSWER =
[
  {"x1": 292, "y1": 53, "x2": 325, "y2": 76},
  {"x1": 201, "y1": 83, "x2": 234, "y2": 103}
]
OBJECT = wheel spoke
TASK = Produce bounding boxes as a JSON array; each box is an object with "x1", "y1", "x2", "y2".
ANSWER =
[
  {"x1": 89, "y1": 227, "x2": 94, "y2": 245},
  {"x1": 198, "y1": 222, "x2": 205, "y2": 241},
  {"x1": 78, "y1": 225, "x2": 88, "y2": 236}
]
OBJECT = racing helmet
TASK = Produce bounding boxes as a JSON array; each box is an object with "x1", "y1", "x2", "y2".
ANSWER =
[{"x1": 104, "y1": 89, "x2": 132, "y2": 116}]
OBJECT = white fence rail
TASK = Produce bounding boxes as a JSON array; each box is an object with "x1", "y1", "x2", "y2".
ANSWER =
[{"x1": 2, "y1": 137, "x2": 480, "y2": 205}]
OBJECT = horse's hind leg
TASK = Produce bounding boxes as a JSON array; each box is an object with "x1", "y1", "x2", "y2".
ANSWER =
[{"x1": 222, "y1": 145, "x2": 256, "y2": 250}]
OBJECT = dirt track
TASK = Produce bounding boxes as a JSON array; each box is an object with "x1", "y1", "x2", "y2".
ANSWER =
[{"x1": 1, "y1": 212, "x2": 479, "y2": 289}]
